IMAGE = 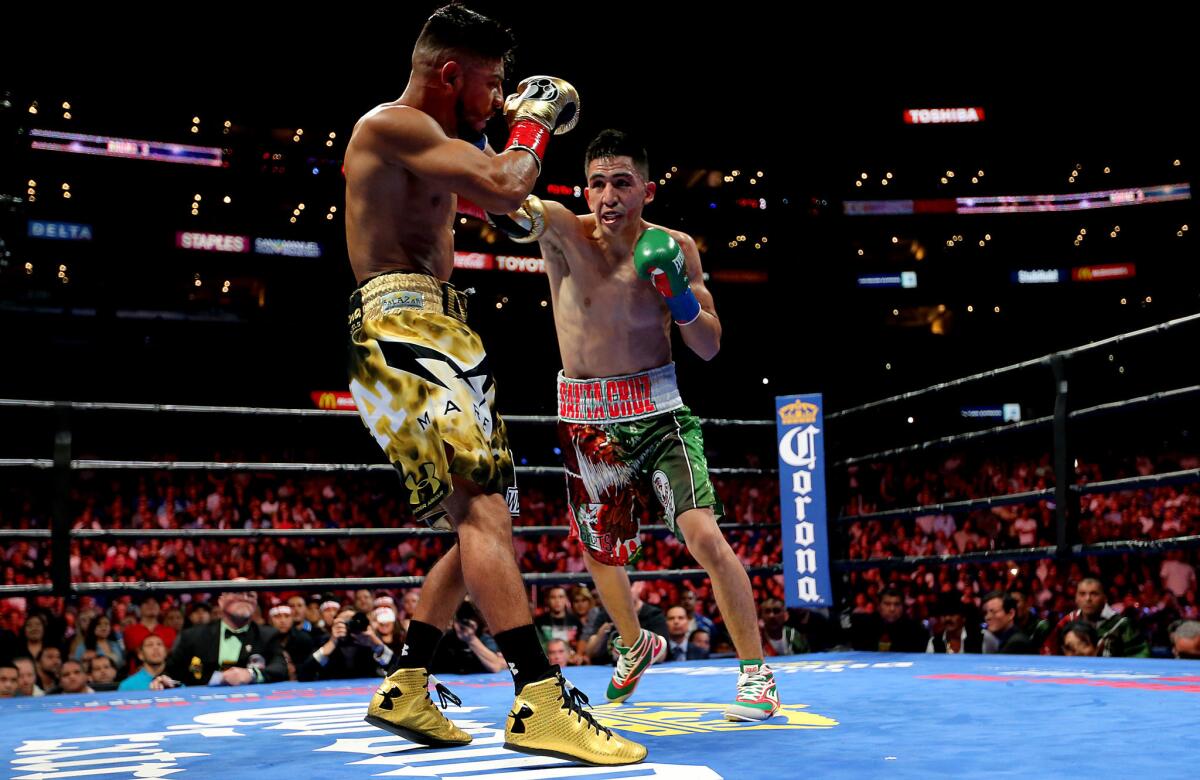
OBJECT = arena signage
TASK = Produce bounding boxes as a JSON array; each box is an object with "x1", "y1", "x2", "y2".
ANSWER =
[
  {"x1": 450, "y1": 252, "x2": 546, "y2": 273},
  {"x1": 1072, "y1": 263, "x2": 1136, "y2": 281},
  {"x1": 848, "y1": 183, "x2": 1190, "y2": 217},
  {"x1": 254, "y1": 238, "x2": 322, "y2": 257},
  {"x1": 28, "y1": 220, "x2": 93, "y2": 240},
  {"x1": 452, "y1": 251, "x2": 494, "y2": 270},
  {"x1": 30, "y1": 129, "x2": 224, "y2": 166},
  {"x1": 904, "y1": 107, "x2": 986, "y2": 124},
  {"x1": 495, "y1": 255, "x2": 546, "y2": 274},
  {"x1": 775, "y1": 394, "x2": 833, "y2": 608},
  {"x1": 176, "y1": 232, "x2": 251, "y2": 253},
  {"x1": 961, "y1": 404, "x2": 1022, "y2": 422},
  {"x1": 310, "y1": 391, "x2": 357, "y2": 411},
  {"x1": 1012, "y1": 269, "x2": 1063, "y2": 284},
  {"x1": 856, "y1": 272, "x2": 917, "y2": 289}
]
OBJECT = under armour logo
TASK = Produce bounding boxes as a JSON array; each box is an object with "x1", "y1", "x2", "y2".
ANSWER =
[
  {"x1": 404, "y1": 462, "x2": 442, "y2": 506},
  {"x1": 508, "y1": 661, "x2": 520, "y2": 677},
  {"x1": 376, "y1": 686, "x2": 402, "y2": 712},
  {"x1": 508, "y1": 703, "x2": 535, "y2": 734},
  {"x1": 401, "y1": 644, "x2": 410, "y2": 656}
]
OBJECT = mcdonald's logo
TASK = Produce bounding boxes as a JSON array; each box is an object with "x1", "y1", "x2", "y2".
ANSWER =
[{"x1": 310, "y1": 391, "x2": 357, "y2": 411}]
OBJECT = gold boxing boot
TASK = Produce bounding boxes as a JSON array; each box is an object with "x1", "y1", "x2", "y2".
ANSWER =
[
  {"x1": 364, "y1": 668, "x2": 472, "y2": 747},
  {"x1": 504, "y1": 669, "x2": 646, "y2": 766}
]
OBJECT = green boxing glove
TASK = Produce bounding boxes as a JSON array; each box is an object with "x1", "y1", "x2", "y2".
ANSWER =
[{"x1": 633, "y1": 228, "x2": 702, "y2": 324}]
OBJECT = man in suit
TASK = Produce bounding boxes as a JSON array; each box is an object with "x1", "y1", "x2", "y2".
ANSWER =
[
  {"x1": 160, "y1": 585, "x2": 286, "y2": 687},
  {"x1": 665, "y1": 606, "x2": 700, "y2": 662}
]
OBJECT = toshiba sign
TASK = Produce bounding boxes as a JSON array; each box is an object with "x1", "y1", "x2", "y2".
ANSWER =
[{"x1": 904, "y1": 107, "x2": 986, "y2": 125}]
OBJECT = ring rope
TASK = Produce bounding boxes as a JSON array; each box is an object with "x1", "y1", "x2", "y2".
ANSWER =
[
  {"x1": 826, "y1": 312, "x2": 1200, "y2": 420},
  {"x1": 0, "y1": 565, "x2": 785, "y2": 599}
]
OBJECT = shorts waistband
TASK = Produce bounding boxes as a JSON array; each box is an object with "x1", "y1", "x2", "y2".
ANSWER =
[
  {"x1": 557, "y1": 363, "x2": 684, "y2": 424},
  {"x1": 348, "y1": 271, "x2": 469, "y2": 325}
]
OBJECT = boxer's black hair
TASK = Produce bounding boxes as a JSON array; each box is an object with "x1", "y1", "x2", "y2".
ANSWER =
[
  {"x1": 585, "y1": 129, "x2": 650, "y2": 180},
  {"x1": 415, "y1": 4, "x2": 515, "y2": 69}
]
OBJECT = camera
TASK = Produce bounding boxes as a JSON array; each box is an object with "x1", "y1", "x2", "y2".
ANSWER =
[
  {"x1": 346, "y1": 611, "x2": 370, "y2": 634},
  {"x1": 455, "y1": 601, "x2": 479, "y2": 628}
]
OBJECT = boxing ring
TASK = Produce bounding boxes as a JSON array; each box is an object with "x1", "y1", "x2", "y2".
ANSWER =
[
  {"x1": 2, "y1": 313, "x2": 1200, "y2": 778},
  {"x1": 3, "y1": 652, "x2": 1196, "y2": 778}
]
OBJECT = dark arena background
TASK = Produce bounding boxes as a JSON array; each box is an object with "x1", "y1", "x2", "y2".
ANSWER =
[{"x1": 2, "y1": 10, "x2": 1198, "y2": 779}]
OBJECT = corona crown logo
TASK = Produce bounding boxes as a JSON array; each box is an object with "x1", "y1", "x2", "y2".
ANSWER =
[{"x1": 779, "y1": 400, "x2": 819, "y2": 425}]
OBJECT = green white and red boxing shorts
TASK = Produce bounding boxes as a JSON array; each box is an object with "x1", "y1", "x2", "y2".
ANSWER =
[{"x1": 557, "y1": 363, "x2": 725, "y2": 566}]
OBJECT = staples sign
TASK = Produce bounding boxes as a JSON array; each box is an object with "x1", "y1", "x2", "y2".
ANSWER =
[{"x1": 176, "y1": 232, "x2": 251, "y2": 253}]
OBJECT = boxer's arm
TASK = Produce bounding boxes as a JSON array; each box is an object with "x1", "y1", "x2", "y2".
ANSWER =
[
  {"x1": 534, "y1": 199, "x2": 581, "y2": 278},
  {"x1": 359, "y1": 107, "x2": 535, "y2": 214},
  {"x1": 537, "y1": 200, "x2": 578, "y2": 251}
]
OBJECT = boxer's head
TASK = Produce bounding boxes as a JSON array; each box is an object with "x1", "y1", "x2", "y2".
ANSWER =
[
  {"x1": 584, "y1": 129, "x2": 654, "y2": 234},
  {"x1": 414, "y1": 4, "x2": 514, "y2": 144}
]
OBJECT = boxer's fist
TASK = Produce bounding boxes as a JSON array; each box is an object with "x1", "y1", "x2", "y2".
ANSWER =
[
  {"x1": 503, "y1": 76, "x2": 580, "y2": 170},
  {"x1": 488, "y1": 195, "x2": 547, "y2": 244},
  {"x1": 504, "y1": 76, "x2": 580, "y2": 135},
  {"x1": 634, "y1": 229, "x2": 701, "y2": 324}
]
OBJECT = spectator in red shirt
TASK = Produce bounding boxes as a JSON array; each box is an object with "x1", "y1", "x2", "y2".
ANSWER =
[{"x1": 121, "y1": 595, "x2": 177, "y2": 672}]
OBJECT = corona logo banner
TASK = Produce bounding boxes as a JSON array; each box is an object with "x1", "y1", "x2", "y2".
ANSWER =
[{"x1": 776, "y1": 394, "x2": 832, "y2": 607}]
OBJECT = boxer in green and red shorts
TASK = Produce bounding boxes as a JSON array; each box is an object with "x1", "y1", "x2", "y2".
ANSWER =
[{"x1": 557, "y1": 366, "x2": 724, "y2": 567}]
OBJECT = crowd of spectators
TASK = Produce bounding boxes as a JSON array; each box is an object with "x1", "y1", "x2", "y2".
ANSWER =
[{"x1": 2, "y1": 449, "x2": 1198, "y2": 696}]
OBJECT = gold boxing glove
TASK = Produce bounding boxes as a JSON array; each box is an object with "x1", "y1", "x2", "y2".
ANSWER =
[
  {"x1": 503, "y1": 76, "x2": 580, "y2": 171},
  {"x1": 487, "y1": 195, "x2": 546, "y2": 244}
]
